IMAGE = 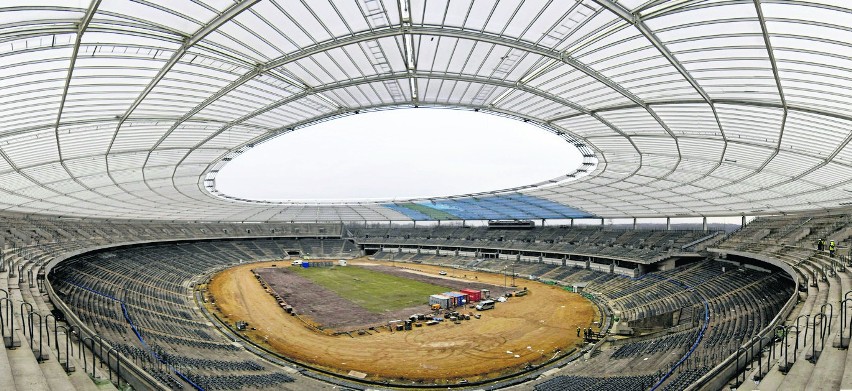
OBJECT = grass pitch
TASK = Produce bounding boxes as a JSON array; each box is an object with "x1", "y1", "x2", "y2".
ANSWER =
[{"x1": 292, "y1": 265, "x2": 450, "y2": 313}]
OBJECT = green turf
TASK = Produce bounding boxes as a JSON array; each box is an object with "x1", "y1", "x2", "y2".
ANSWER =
[{"x1": 292, "y1": 266, "x2": 450, "y2": 313}]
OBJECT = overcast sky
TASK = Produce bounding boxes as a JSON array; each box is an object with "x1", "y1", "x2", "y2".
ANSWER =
[{"x1": 216, "y1": 108, "x2": 582, "y2": 201}]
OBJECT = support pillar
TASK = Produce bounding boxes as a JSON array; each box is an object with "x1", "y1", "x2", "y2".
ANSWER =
[
  {"x1": 570, "y1": 219, "x2": 574, "y2": 227},
  {"x1": 702, "y1": 216, "x2": 708, "y2": 232},
  {"x1": 666, "y1": 217, "x2": 671, "y2": 231},
  {"x1": 632, "y1": 217, "x2": 637, "y2": 230},
  {"x1": 600, "y1": 218, "x2": 605, "y2": 226},
  {"x1": 741, "y1": 215, "x2": 747, "y2": 227}
]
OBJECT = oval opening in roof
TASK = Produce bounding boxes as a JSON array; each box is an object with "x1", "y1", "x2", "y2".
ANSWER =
[{"x1": 213, "y1": 108, "x2": 584, "y2": 202}]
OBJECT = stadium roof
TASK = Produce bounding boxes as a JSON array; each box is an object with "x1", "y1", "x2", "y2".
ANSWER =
[{"x1": 1, "y1": 0, "x2": 851, "y2": 222}]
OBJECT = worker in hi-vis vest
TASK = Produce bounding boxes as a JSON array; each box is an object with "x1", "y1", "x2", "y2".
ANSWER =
[
  {"x1": 818, "y1": 238, "x2": 825, "y2": 251},
  {"x1": 829, "y1": 240, "x2": 836, "y2": 257}
]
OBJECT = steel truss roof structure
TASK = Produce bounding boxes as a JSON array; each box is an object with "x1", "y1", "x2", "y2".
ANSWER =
[{"x1": 1, "y1": 0, "x2": 851, "y2": 221}]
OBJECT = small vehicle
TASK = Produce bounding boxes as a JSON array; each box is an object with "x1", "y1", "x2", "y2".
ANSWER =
[
  {"x1": 514, "y1": 289, "x2": 529, "y2": 297},
  {"x1": 475, "y1": 300, "x2": 496, "y2": 311},
  {"x1": 439, "y1": 270, "x2": 447, "y2": 275}
]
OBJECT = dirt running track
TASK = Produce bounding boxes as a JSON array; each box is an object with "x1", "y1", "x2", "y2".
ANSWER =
[{"x1": 206, "y1": 259, "x2": 596, "y2": 384}]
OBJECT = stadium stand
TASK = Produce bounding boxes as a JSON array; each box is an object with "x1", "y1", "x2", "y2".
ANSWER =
[
  {"x1": 2, "y1": 214, "x2": 845, "y2": 390},
  {"x1": 2, "y1": 1, "x2": 852, "y2": 390},
  {"x1": 374, "y1": 251, "x2": 794, "y2": 389},
  {"x1": 709, "y1": 211, "x2": 852, "y2": 391},
  {"x1": 1, "y1": 217, "x2": 343, "y2": 391},
  {"x1": 350, "y1": 225, "x2": 718, "y2": 265}
]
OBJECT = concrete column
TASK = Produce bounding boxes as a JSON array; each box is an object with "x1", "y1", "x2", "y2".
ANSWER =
[
  {"x1": 413, "y1": 221, "x2": 416, "y2": 228},
  {"x1": 632, "y1": 217, "x2": 637, "y2": 230},
  {"x1": 702, "y1": 216, "x2": 708, "y2": 232},
  {"x1": 570, "y1": 219, "x2": 574, "y2": 227},
  {"x1": 741, "y1": 215, "x2": 747, "y2": 227},
  {"x1": 666, "y1": 217, "x2": 671, "y2": 231},
  {"x1": 600, "y1": 218, "x2": 605, "y2": 226}
]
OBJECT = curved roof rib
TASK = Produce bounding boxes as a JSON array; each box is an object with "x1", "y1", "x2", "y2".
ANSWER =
[{"x1": 0, "y1": 1, "x2": 851, "y2": 221}]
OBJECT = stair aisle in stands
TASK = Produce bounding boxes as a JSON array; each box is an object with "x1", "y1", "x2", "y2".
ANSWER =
[
  {"x1": 25, "y1": 263, "x2": 111, "y2": 391},
  {"x1": 770, "y1": 266, "x2": 830, "y2": 391},
  {"x1": 7, "y1": 273, "x2": 55, "y2": 391},
  {"x1": 0, "y1": 262, "x2": 18, "y2": 391},
  {"x1": 738, "y1": 274, "x2": 817, "y2": 390},
  {"x1": 803, "y1": 252, "x2": 846, "y2": 391}
]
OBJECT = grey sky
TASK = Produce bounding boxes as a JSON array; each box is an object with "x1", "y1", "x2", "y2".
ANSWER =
[{"x1": 216, "y1": 108, "x2": 582, "y2": 201}]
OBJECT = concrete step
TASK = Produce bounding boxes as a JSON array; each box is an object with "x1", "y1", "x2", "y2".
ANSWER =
[
  {"x1": 40, "y1": 354, "x2": 77, "y2": 391},
  {"x1": 776, "y1": 288, "x2": 830, "y2": 390},
  {"x1": 8, "y1": 272, "x2": 78, "y2": 391},
  {"x1": 60, "y1": 346, "x2": 117, "y2": 391},
  {"x1": 737, "y1": 334, "x2": 789, "y2": 390},
  {"x1": 0, "y1": 274, "x2": 17, "y2": 391},
  {"x1": 7, "y1": 330, "x2": 50, "y2": 391},
  {"x1": 804, "y1": 339, "x2": 844, "y2": 390},
  {"x1": 68, "y1": 370, "x2": 110, "y2": 391}
]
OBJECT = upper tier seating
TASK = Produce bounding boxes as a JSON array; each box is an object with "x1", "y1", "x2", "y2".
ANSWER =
[
  {"x1": 0, "y1": 214, "x2": 805, "y2": 390},
  {"x1": 351, "y1": 225, "x2": 720, "y2": 263}
]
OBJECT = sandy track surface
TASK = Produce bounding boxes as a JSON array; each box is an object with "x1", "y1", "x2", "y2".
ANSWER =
[{"x1": 207, "y1": 258, "x2": 595, "y2": 384}]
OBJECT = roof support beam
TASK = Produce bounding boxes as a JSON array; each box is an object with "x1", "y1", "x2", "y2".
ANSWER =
[
  {"x1": 104, "y1": 0, "x2": 260, "y2": 203},
  {"x1": 753, "y1": 2, "x2": 787, "y2": 152},
  {"x1": 107, "y1": 0, "x2": 260, "y2": 153},
  {"x1": 50, "y1": 0, "x2": 114, "y2": 202}
]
